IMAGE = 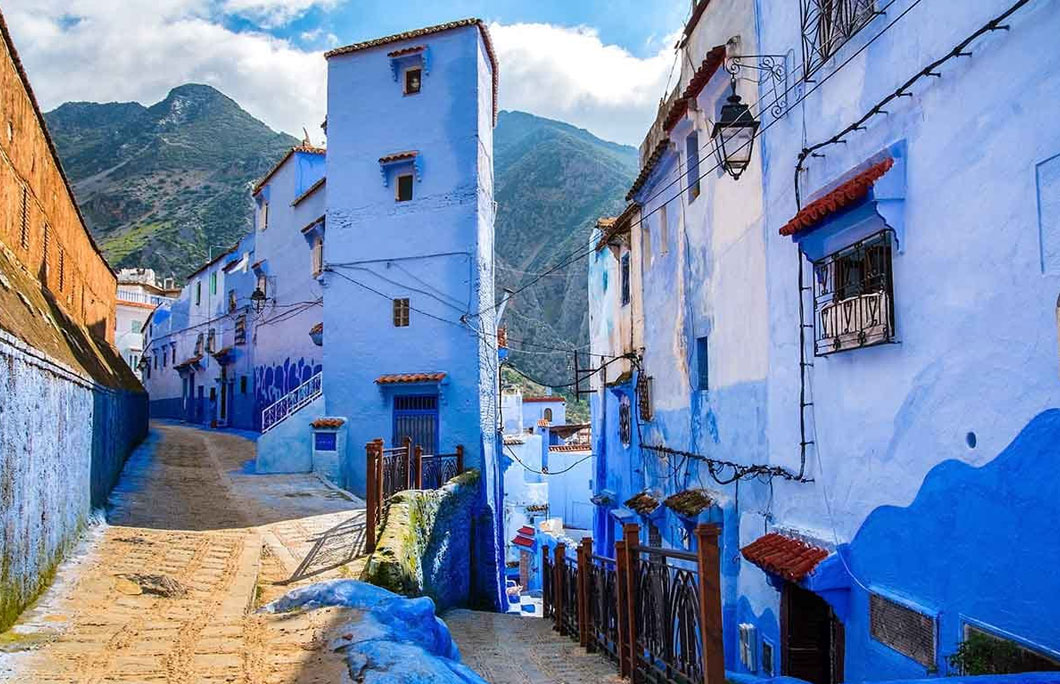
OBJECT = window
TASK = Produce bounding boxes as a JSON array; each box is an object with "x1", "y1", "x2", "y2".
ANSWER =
[
  {"x1": 739, "y1": 624, "x2": 758, "y2": 672},
  {"x1": 659, "y1": 203, "x2": 669, "y2": 255},
  {"x1": 696, "y1": 336, "x2": 709, "y2": 390},
  {"x1": 240, "y1": 376, "x2": 248, "y2": 394},
  {"x1": 686, "y1": 132, "x2": 701, "y2": 200},
  {"x1": 209, "y1": 387, "x2": 216, "y2": 401},
  {"x1": 761, "y1": 639, "x2": 775, "y2": 676},
  {"x1": 235, "y1": 314, "x2": 247, "y2": 345},
  {"x1": 620, "y1": 253, "x2": 631, "y2": 306},
  {"x1": 954, "y1": 624, "x2": 1060, "y2": 675},
  {"x1": 813, "y1": 230, "x2": 895, "y2": 355},
  {"x1": 801, "y1": 0, "x2": 877, "y2": 78},
  {"x1": 131, "y1": 320, "x2": 142, "y2": 333},
  {"x1": 161, "y1": 350, "x2": 166, "y2": 368},
  {"x1": 543, "y1": 408, "x2": 553, "y2": 422},
  {"x1": 153, "y1": 354, "x2": 158, "y2": 370},
  {"x1": 311, "y1": 236, "x2": 324, "y2": 276},
  {"x1": 171, "y1": 345, "x2": 176, "y2": 364},
  {"x1": 396, "y1": 173, "x2": 414, "y2": 202},
  {"x1": 393, "y1": 297, "x2": 410, "y2": 327},
  {"x1": 206, "y1": 328, "x2": 216, "y2": 353},
  {"x1": 618, "y1": 394, "x2": 632, "y2": 445},
  {"x1": 256, "y1": 274, "x2": 267, "y2": 297},
  {"x1": 58, "y1": 247, "x2": 65, "y2": 291},
  {"x1": 195, "y1": 280, "x2": 202, "y2": 305},
  {"x1": 19, "y1": 185, "x2": 28, "y2": 249},
  {"x1": 647, "y1": 523, "x2": 661, "y2": 548},
  {"x1": 404, "y1": 67, "x2": 422, "y2": 95},
  {"x1": 195, "y1": 333, "x2": 203, "y2": 355},
  {"x1": 260, "y1": 201, "x2": 269, "y2": 230},
  {"x1": 637, "y1": 375, "x2": 653, "y2": 421},
  {"x1": 210, "y1": 272, "x2": 217, "y2": 295},
  {"x1": 228, "y1": 289, "x2": 237, "y2": 313},
  {"x1": 869, "y1": 593, "x2": 936, "y2": 668},
  {"x1": 642, "y1": 224, "x2": 652, "y2": 266}
]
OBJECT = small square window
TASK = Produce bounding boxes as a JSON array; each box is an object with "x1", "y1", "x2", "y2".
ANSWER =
[
  {"x1": 240, "y1": 376, "x2": 248, "y2": 394},
  {"x1": 696, "y1": 336, "x2": 709, "y2": 390},
  {"x1": 404, "y1": 67, "x2": 422, "y2": 95},
  {"x1": 393, "y1": 298, "x2": 410, "y2": 327},
  {"x1": 396, "y1": 174, "x2": 414, "y2": 202},
  {"x1": 620, "y1": 253, "x2": 631, "y2": 306}
]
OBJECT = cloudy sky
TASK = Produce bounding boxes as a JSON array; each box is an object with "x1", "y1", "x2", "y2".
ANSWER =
[{"x1": 4, "y1": 0, "x2": 692, "y2": 146}]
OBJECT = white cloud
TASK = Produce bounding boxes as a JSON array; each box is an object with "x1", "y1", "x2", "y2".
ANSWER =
[
  {"x1": 4, "y1": 0, "x2": 326, "y2": 141},
  {"x1": 3, "y1": 2, "x2": 673, "y2": 147},
  {"x1": 490, "y1": 22, "x2": 676, "y2": 146},
  {"x1": 223, "y1": 0, "x2": 338, "y2": 29}
]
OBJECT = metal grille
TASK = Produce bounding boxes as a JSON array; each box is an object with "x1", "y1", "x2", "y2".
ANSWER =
[
  {"x1": 587, "y1": 555, "x2": 620, "y2": 661},
  {"x1": 870, "y1": 593, "x2": 936, "y2": 667},
  {"x1": 619, "y1": 395, "x2": 632, "y2": 445},
  {"x1": 813, "y1": 230, "x2": 895, "y2": 355},
  {"x1": 234, "y1": 315, "x2": 246, "y2": 345},
  {"x1": 801, "y1": 0, "x2": 877, "y2": 78},
  {"x1": 393, "y1": 395, "x2": 438, "y2": 456},
  {"x1": 637, "y1": 375, "x2": 654, "y2": 421},
  {"x1": 633, "y1": 547, "x2": 703, "y2": 684}
]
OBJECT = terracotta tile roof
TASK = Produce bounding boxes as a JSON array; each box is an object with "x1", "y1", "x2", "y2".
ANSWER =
[
  {"x1": 537, "y1": 418, "x2": 550, "y2": 427},
  {"x1": 210, "y1": 346, "x2": 233, "y2": 359},
  {"x1": 518, "y1": 525, "x2": 535, "y2": 536},
  {"x1": 511, "y1": 534, "x2": 534, "y2": 548},
  {"x1": 300, "y1": 215, "x2": 325, "y2": 234},
  {"x1": 662, "y1": 97, "x2": 690, "y2": 134},
  {"x1": 375, "y1": 372, "x2": 446, "y2": 384},
  {"x1": 624, "y1": 491, "x2": 660, "y2": 515},
  {"x1": 503, "y1": 435, "x2": 526, "y2": 445},
  {"x1": 525, "y1": 503, "x2": 549, "y2": 512},
  {"x1": 664, "y1": 489, "x2": 715, "y2": 517},
  {"x1": 325, "y1": 19, "x2": 499, "y2": 125},
  {"x1": 682, "y1": 45, "x2": 727, "y2": 102},
  {"x1": 596, "y1": 202, "x2": 640, "y2": 250},
  {"x1": 626, "y1": 138, "x2": 670, "y2": 201},
  {"x1": 309, "y1": 322, "x2": 323, "y2": 335},
  {"x1": 549, "y1": 444, "x2": 589, "y2": 453},
  {"x1": 387, "y1": 45, "x2": 426, "y2": 57},
  {"x1": 253, "y1": 145, "x2": 326, "y2": 196},
  {"x1": 312, "y1": 417, "x2": 345, "y2": 429},
  {"x1": 780, "y1": 158, "x2": 894, "y2": 236},
  {"x1": 292, "y1": 176, "x2": 326, "y2": 207},
  {"x1": 741, "y1": 532, "x2": 829, "y2": 581},
  {"x1": 174, "y1": 354, "x2": 203, "y2": 370},
  {"x1": 378, "y1": 150, "x2": 418, "y2": 164},
  {"x1": 681, "y1": 0, "x2": 714, "y2": 46},
  {"x1": 523, "y1": 395, "x2": 565, "y2": 403}
]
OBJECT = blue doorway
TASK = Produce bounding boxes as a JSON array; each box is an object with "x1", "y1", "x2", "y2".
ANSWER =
[{"x1": 392, "y1": 394, "x2": 439, "y2": 455}]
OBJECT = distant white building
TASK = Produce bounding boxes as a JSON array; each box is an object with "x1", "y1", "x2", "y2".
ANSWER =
[{"x1": 114, "y1": 268, "x2": 176, "y2": 378}]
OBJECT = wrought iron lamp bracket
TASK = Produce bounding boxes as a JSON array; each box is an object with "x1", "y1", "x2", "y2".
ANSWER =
[{"x1": 725, "y1": 54, "x2": 789, "y2": 119}]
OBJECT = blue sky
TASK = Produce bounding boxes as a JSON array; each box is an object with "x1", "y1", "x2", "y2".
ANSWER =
[{"x1": 6, "y1": 0, "x2": 691, "y2": 145}]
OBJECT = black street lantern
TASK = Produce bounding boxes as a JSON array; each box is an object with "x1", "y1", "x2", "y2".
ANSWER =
[
  {"x1": 251, "y1": 287, "x2": 267, "y2": 313},
  {"x1": 711, "y1": 83, "x2": 760, "y2": 180}
]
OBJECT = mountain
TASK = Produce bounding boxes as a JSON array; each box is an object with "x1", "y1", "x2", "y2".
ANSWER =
[
  {"x1": 44, "y1": 88, "x2": 638, "y2": 386},
  {"x1": 494, "y1": 111, "x2": 638, "y2": 384},
  {"x1": 44, "y1": 84, "x2": 298, "y2": 275}
]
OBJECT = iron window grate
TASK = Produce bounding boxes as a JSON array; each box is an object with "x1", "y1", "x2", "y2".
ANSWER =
[
  {"x1": 801, "y1": 0, "x2": 877, "y2": 79},
  {"x1": 870, "y1": 593, "x2": 936, "y2": 667}
]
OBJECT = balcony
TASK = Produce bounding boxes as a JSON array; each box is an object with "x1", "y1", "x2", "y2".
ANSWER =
[
  {"x1": 813, "y1": 230, "x2": 895, "y2": 355},
  {"x1": 117, "y1": 289, "x2": 174, "y2": 307}
]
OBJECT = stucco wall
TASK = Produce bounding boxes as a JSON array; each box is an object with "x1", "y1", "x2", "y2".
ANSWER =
[{"x1": 0, "y1": 333, "x2": 146, "y2": 630}]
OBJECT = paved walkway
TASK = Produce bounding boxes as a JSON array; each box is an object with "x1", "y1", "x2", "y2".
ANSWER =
[
  {"x1": 445, "y1": 610, "x2": 624, "y2": 684},
  {"x1": 0, "y1": 422, "x2": 366, "y2": 683}
]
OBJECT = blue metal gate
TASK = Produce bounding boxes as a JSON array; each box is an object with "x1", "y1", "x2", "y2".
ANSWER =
[{"x1": 392, "y1": 394, "x2": 438, "y2": 455}]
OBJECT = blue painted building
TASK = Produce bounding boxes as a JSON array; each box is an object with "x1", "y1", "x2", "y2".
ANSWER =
[{"x1": 589, "y1": 0, "x2": 1060, "y2": 681}]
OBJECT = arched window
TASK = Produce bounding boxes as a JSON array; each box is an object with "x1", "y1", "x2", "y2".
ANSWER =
[{"x1": 543, "y1": 408, "x2": 553, "y2": 422}]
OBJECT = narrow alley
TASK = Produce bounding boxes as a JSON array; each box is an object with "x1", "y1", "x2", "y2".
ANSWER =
[{"x1": 0, "y1": 422, "x2": 364, "y2": 683}]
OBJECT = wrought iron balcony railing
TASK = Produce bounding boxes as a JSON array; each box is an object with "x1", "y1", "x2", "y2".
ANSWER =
[
  {"x1": 813, "y1": 230, "x2": 896, "y2": 355},
  {"x1": 800, "y1": 0, "x2": 878, "y2": 79},
  {"x1": 261, "y1": 371, "x2": 323, "y2": 433}
]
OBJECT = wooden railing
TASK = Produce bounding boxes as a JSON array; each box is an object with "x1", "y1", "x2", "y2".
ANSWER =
[
  {"x1": 542, "y1": 523, "x2": 725, "y2": 684},
  {"x1": 364, "y1": 438, "x2": 465, "y2": 553}
]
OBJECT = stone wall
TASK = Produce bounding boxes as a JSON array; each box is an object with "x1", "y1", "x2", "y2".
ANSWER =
[
  {"x1": 363, "y1": 470, "x2": 482, "y2": 611},
  {"x1": 0, "y1": 11, "x2": 116, "y2": 342},
  {"x1": 0, "y1": 333, "x2": 147, "y2": 630}
]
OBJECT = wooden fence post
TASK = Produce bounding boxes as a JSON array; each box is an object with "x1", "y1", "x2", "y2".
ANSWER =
[
  {"x1": 622, "y1": 522, "x2": 641, "y2": 680},
  {"x1": 456, "y1": 444, "x2": 464, "y2": 474},
  {"x1": 578, "y1": 536, "x2": 592, "y2": 648},
  {"x1": 615, "y1": 539, "x2": 630, "y2": 677},
  {"x1": 695, "y1": 523, "x2": 725, "y2": 684},
  {"x1": 542, "y1": 544, "x2": 551, "y2": 618},
  {"x1": 374, "y1": 438, "x2": 384, "y2": 530},
  {"x1": 554, "y1": 543, "x2": 566, "y2": 634},
  {"x1": 403, "y1": 436, "x2": 413, "y2": 489},
  {"x1": 414, "y1": 446, "x2": 423, "y2": 489},
  {"x1": 365, "y1": 442, "x2": 377, "y2": 553}
]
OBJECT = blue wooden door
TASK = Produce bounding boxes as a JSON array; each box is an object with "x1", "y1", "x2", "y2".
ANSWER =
[{"x1": 392, "y1": 395, "x2": 438, "y2": 455}]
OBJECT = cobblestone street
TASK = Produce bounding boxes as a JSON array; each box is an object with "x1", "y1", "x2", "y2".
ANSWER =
[
  {"x1": 0, "y1": 422, "x2": 365, "y2": 683},
  {"x1": 445, "y1": 610, "x2": 623, "y2": 684}
]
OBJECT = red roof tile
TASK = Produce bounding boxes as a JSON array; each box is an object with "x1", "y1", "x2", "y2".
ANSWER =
[
  {"x1": 741, "y1": 532, "x2": 829, "y2": 581},
  {"x1": 549, "y1": 444, "x2": 589, "y2": 452},
  {"x1": 375, "y1": 372, "x2": 446, "y2": 384},
  {"x1": 511, "y1": 535, "x2": 534, "y2": 548},
  {"x1": 682, "y1": 45, "x2": 727, "y2": 102},
  {"x1": 523, "y1": 395, "x2": 565, "y2": 403},
  {"x1": 624, "y1": 491, "x2": 660, "y2": 515},
  {"x1": 626, "y1": 139, "x2": 670, "y2": 202},
  {"x1": 387, "y1": 45, "x2": 426, "y2": 57},
  {"x1": 518, "y1": 526, "x2": 535, "y2": 536},
  {"x1": 312, "y1": 417, "x2": 345, "y2": 429},
  {"x1": 379, "y1": 150, "x2": 418, "y2": 164},
  {"x1": 780, "y1": 158, "x2": 894, "y2": 236}
]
